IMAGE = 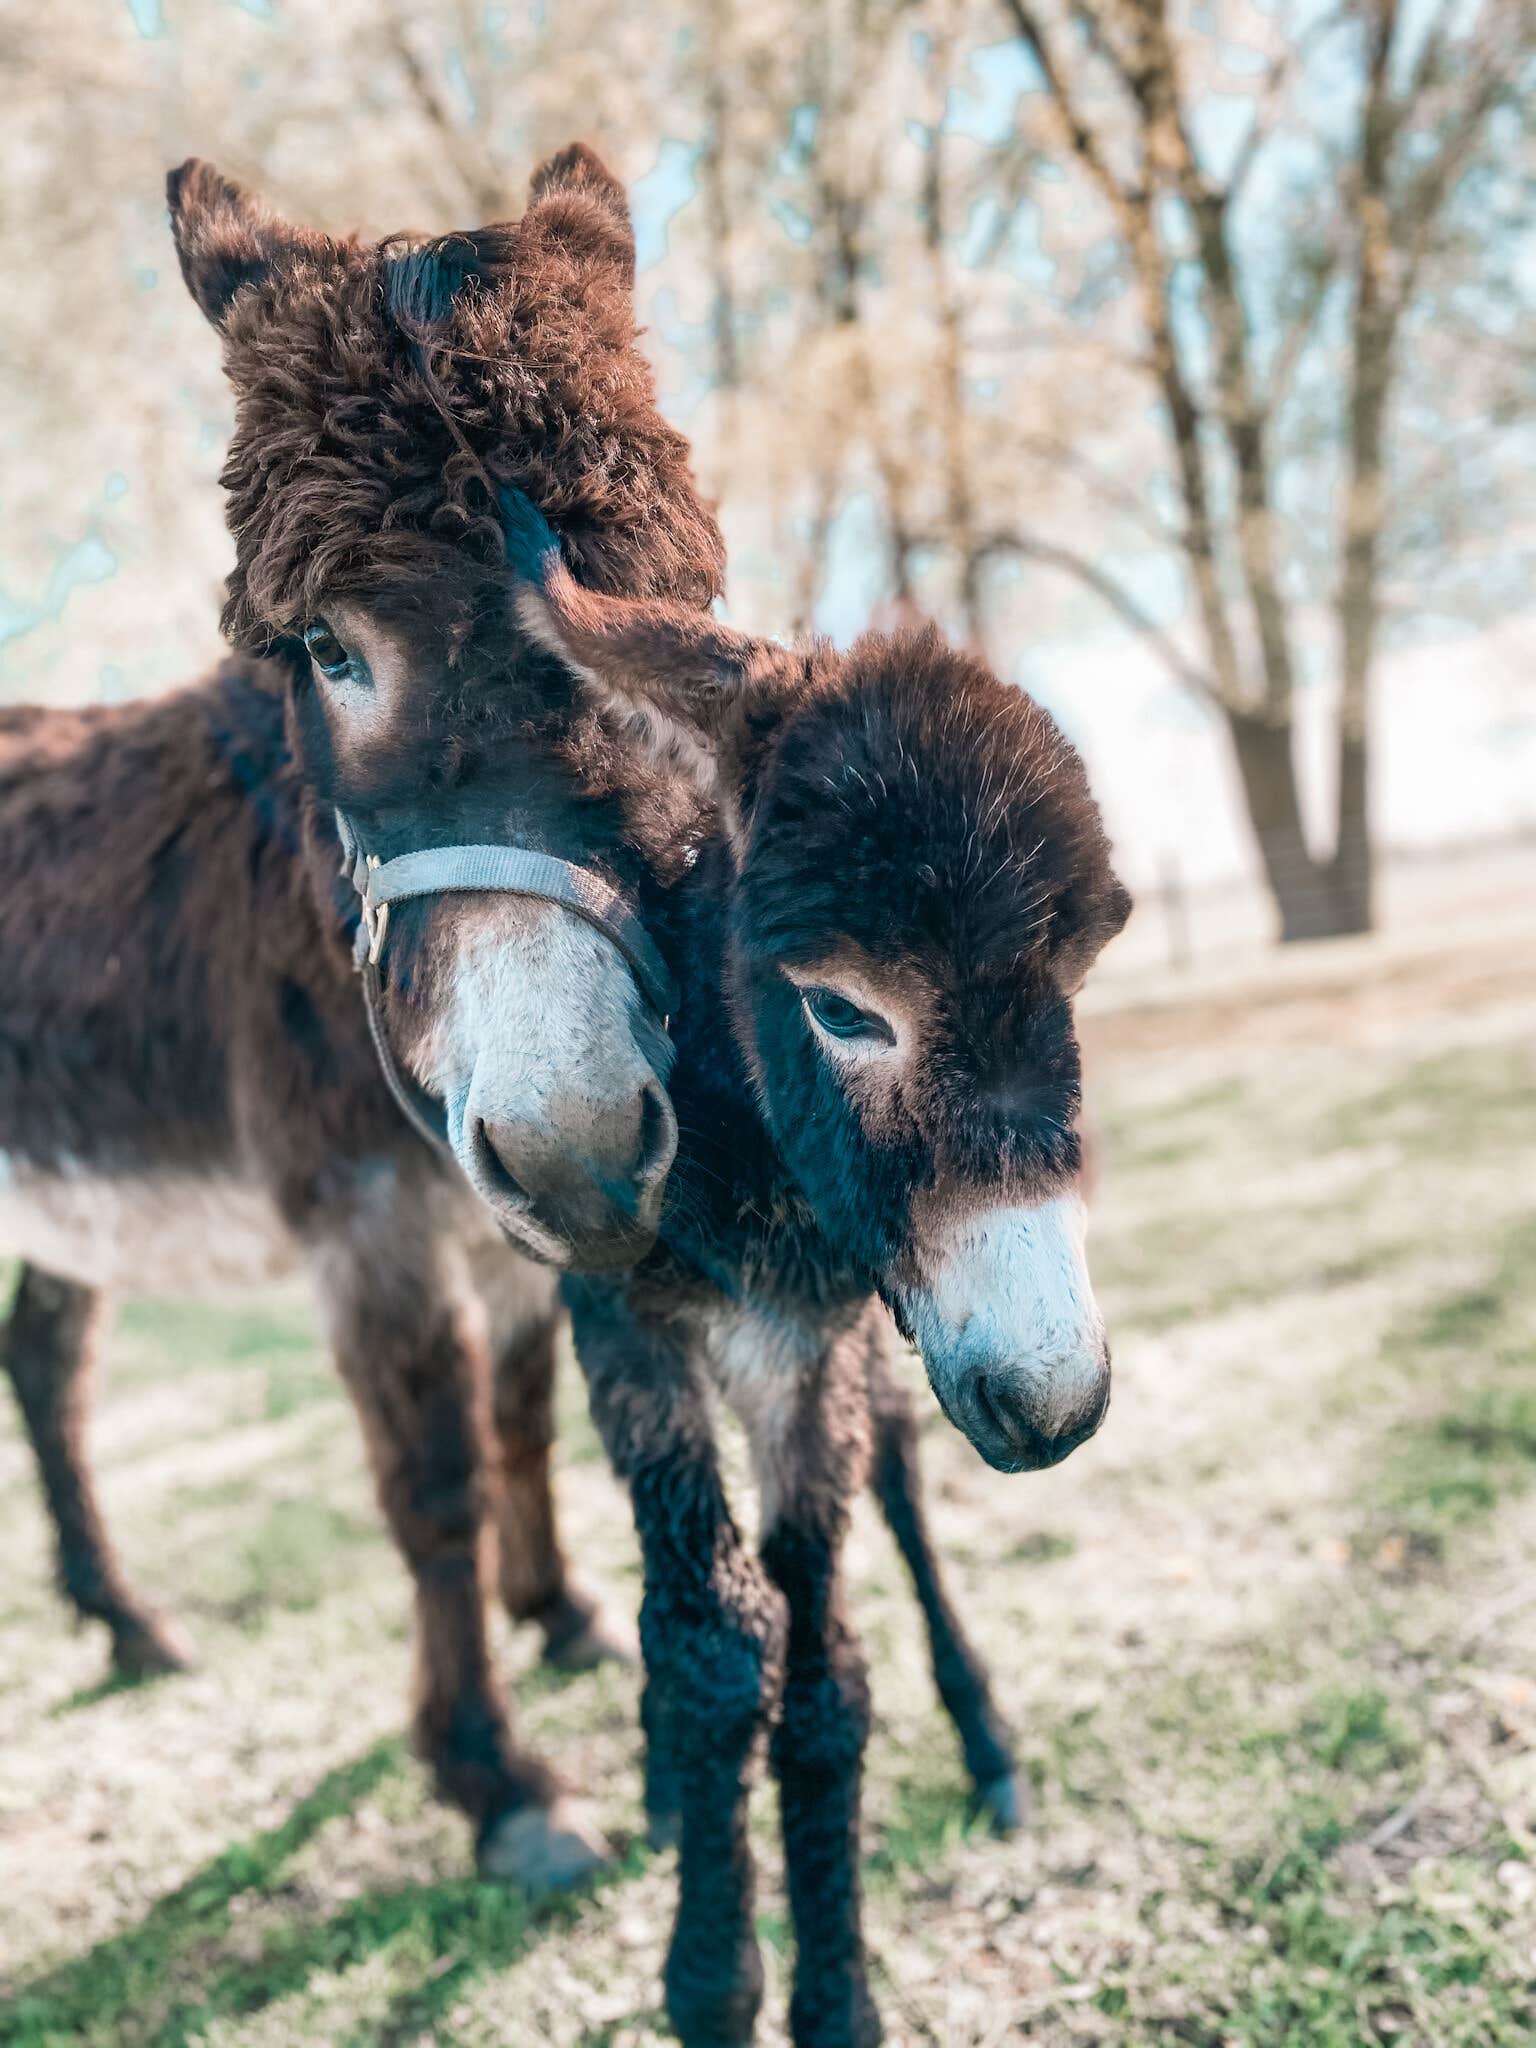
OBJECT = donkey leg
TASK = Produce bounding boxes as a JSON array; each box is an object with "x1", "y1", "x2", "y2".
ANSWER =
[
  {"x1": 2, "y1": 1263, "x2": 191, "y2": 1679},
  {"x1": 865, "y1": 1323, "x2": 1023, "y2": 1832},
  {"x1": 567, "y1": 1278, "x2": 783, "y2": 2048},
  {"x1": 317, "y1": 1234, "x2": 606, "y2": 1894},
  {"x1": 639, "y1": 1665, "x2": 685, "y2": 1850},
  {"x1": 759, "y1": 1323, "x2": 881, "y2": 2048},
  {"x1": 477, "y1": 1256, "x2": 633, "y2": 1671}
]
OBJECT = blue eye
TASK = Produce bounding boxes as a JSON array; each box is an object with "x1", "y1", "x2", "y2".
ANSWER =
[
  {"x1": 802, "y1": 987, "x2": 893, "y2": 1044},
  {"x1": 302, "y1": 620, "x2": 354, "y2": 678}
]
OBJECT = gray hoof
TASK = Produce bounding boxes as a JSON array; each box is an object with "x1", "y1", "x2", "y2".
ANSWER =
[
  {"x1": 542, "y1": 1610, "x2": 639, "y2": 1674},
  {"x1": 111, "y1": 1614, "x2": 195, "y2": 1681},
  {"x1": 645, "y1": 1805, "x2": 682, "y2": 1853},
  {"x1": 477, "y1": 1798, "x2": 612, "y2": 1894},
  {"x1": 973, "y1": 1769, "x2": 1027, "y2": 1836}
]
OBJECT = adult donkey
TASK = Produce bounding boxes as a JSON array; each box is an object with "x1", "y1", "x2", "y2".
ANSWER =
[
  {"x1": 0, "y1": 145, "x2": 717, "y2": 1890},
  {"x1": 505, "y1": 496, "x2": 1131, "y2": 2044},
  {"x1": 1, "y1": 148, "x2": 1019, "y2": 1889}
]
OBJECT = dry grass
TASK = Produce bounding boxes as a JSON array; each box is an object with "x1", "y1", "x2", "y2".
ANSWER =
[{"x1": 2, "y1": 891, "x2": 1535, "y2": 2047}]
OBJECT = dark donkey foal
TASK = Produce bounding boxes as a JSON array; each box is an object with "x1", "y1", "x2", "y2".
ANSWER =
[{"x1": 509, "y1": 500, "x2": 1130, "y2": 2044}]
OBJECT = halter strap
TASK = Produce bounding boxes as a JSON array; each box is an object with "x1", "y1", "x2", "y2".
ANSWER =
[
  {"x1": 334, "y1": 810, "x2": 677, "y2": 1160},
  {"x1": 356, "y1": 843, "x2": 677, "y2": 1020}
]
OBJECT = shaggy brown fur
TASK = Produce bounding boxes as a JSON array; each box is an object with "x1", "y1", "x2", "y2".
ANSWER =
[
  {"x1": 168, "y1": 143, "x2": 723, "y2": 652},
  {"x1": 3, "y1": 147, "x2": 1019, "y2": 1912},
  {"x1": 1, "y1": 146, "x2": 727, "y2": 1892}
]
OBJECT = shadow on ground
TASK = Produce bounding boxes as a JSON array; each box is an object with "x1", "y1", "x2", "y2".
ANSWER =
[{"x1": 1, "y1": 1739, "x2": 646, "y2": 2048}]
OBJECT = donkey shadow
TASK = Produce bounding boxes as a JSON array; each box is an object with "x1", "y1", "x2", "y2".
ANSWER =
[{"x1": 2, "y1": 1738, "x2": 651, "y2": 2047}]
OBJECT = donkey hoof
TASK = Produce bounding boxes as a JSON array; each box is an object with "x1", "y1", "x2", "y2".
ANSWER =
[
  {"x1": 666, "y1": 1950, "x2": 764, "y2": 2048},
  {"x1": 541, "y1": 1604, "x2": 639, "y2": 1673},
  {"x1": 645, "y1": 1804, "x2": 682, "y2": 1853},
  {"x1": 477, "y1": 1798, "x2": 612, "y2": 1894},
  {"x1": 972, "y1": 1768, "x2": 1028, "y2": 1836},
  {"x1": 111, "y1": 1615, "x2": 195, "y2": 1681}
]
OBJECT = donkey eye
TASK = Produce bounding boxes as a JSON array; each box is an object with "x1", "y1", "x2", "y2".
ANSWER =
[
  {"x1": 802, "y1": 987, "x2": 894, "y2": 1046},
  {"x1": 302, "y1": 620, "x2": 355, "y2": 679}
]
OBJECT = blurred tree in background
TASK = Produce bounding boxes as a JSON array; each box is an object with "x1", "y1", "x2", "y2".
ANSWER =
[{"x1": 2, "y1": 0, "x2": 1531, "y2": 939}]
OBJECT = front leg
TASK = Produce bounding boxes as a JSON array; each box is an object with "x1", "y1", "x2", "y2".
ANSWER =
[
  {"x1": 755, "y1": 1313, "x2": 882, "y2": 2048},
  {"x1": 469, "y1": 1247, "x2": 633, "y2": 1671},
  {"x1": 565, "y1": 1278, "x2": 785, "y2": 2048},
  {"x1": 864, "y1": 1318, "x2": 1022, "y2": 1831},
  {"x1": 314, "y1": 1215, "x2": 605, "y2": 1894}
]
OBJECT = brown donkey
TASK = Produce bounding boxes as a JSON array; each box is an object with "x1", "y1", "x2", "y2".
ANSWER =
[
  {"x1": 1, "y1": 145, "x2": 717, "y2": 1891},
  {"x1": 505, "y1": 492, "x2": 1130, "y2": 2044},
  {"x1": 1, "y1": 150, "x2": 1019, "y2": 1891}
]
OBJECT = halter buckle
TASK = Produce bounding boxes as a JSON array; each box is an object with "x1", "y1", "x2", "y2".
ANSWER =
[{"x1": 361, "y1": 856, "x2": 390, "y2": 967}]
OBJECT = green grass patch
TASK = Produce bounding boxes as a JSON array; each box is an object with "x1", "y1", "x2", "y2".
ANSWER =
[
  {"x1": 1113, "y1": 1665, "x2": 1529, "y2": 2045},
  {"x1": 865, "y1": 1764, "x2": 974, "y2": 1891},
  {"x1": 1004, "y1": 1530, "x2": 1076, "y2": 1564},
  {"x1": 1212, "y1": 1881, "x2": 1536, "y2": 2048},
  {"x1": 1, "y1": 1743, "x2": 405, "y2": 2046},
  {"x1": 113, "y1": 1296, "x2": 319, "y2": 1390},
  {"x1": 1321, "y1": 1043, "x2": 1536, "y2": 1161},
  {"x1": 184, "y1": 1496, "x2": 381, "y2": 1631},
  {"x1": 0, "y1": 1739, "x2": 650, "y2": 2048},
  {"x1": 1367, "y1": 1216, "x2": 1536, "y2": 1547}
]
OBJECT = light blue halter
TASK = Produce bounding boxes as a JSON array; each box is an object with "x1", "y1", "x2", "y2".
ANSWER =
[{"x1": 334, "y1": 809, "x2": 678, "y2": 1156}]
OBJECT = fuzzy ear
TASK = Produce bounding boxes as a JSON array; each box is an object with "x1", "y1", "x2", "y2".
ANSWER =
[
  {"x1": 521, "y1": 141, "x2": 636, "y2": 292},
  {"x1": 166, "y1": 159, "x2": 324, "y2": 327},
  {"x1": 502, "y1": 489, "x2": 782, "y2": 814},
  {"x1": 1054, "y1": 875, "x2": 1133, "y2": 993}
]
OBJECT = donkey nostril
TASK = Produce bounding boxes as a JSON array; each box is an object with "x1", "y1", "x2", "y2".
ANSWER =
[
  {"x1": 471, "y1": 1118, "x2": 531, "y2": 1211},
  {"x1": 632, "y1": 1082, "x2": 675, "y2": 1188},
  {"x1": 972, "y1": 1372, "x2": 1009, "y2": 1444}
]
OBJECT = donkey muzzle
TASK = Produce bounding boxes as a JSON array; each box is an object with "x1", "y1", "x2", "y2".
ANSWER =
[
  {"x1": 943, "y1": 1347, "x2": 1111, "y2": 1473},
  {"x1": 465, "y1": 1079, "x2": 678, "y2": 1272},
  {"x1": 891, "y1": 1193, "x2": 1111, "y2": 1473}
]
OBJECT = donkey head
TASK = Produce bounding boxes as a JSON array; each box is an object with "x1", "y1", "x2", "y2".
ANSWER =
[
  {"x1": 167, "y1": 147, "x2": 724, "y2": 1269},
  {"x1": 509, "y1": 502, "x2": 1131, "y2": 1468}
]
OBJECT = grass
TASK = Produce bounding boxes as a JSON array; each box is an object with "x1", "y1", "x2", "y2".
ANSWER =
[
  {"x1": 1364, "y1": 1218, "x2": 1536, "y2": 1554},
  {"x1": 2, "y1": 913, "x2": 1536, "y2": 2044}
]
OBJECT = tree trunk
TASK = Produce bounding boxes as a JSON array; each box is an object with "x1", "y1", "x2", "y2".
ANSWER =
[
  {"x1": 1227, "y1": 710, "x2": 1366, "y2": 943},
  {"x1": 1328, "y1": 728, "x2": 1374, "y2": 936}
]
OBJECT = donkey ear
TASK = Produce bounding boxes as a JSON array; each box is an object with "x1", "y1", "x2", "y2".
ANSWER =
[
  {"x1": 503, "y1": 490, "x2": 783, "y2": 814},
  {"x1": 521, "y1": 142, "x2": 636, "y2": 292},
  {"x1": 166, "y1": 159, "x2": 321, "y2": 328},
  {"x1": 1053, "y1": 875, "x2": 1133, "y2": 994}
]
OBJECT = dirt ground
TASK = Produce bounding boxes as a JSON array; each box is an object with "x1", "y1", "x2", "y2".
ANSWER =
[{"x1": 3, "y1": 870, "x2": 1534, "y2": 2047}]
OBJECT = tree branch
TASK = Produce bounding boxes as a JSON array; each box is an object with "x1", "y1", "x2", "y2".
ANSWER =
[
  {"x1": 1005, "y1": 427, "x2": 1181, "y2": 547},
  {"x1": 999, "y1": 0, "x2": 1250, "y2": 707},
  {"x1": 998, "y1": 0, "x2": 1143, "y2": 226},
  {"x1": 1117, "y1": 0, "x2": 1302, "y2": 719},
  {"x1": 386, "y1": 19, "x2": 505, "y2": 222},
  {"x1": 1225, "y1": 4, "x2": 1353, "y2": 203},
  {"x1": 977, "y1": 525, "x2": 1222, "y2": 706},
  {"x1": 1388, "y1": 34, "x2": 1512, "y2": 313}
]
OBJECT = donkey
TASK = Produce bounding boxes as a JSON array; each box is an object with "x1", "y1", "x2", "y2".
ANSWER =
[
  {"x1": 504, "y1": 495, "x2": 1131, "y2": 2045},
  {"x1": 1, "y1": 148, "x2": 1020, "y2": 1892},
  {"x1": 0, "y1": 145, "x2": 724, "y2": 1891}
]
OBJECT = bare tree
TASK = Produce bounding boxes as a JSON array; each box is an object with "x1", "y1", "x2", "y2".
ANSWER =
[
  {"x1": 990, "y1": 0, "x2": 1531, "y2": 938},
  {"x1": 9, "y1": 0, "x2": 1528, "y2": 954}
]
